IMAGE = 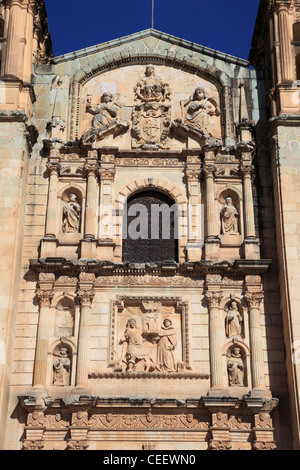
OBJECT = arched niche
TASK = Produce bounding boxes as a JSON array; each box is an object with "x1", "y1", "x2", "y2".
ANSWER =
[
  {"x1": 225, "y1": 343, "x2": 248, "y2": 388},
  {"x1": 59, "y1": 187, "x2": 83, "y2": 236},
  {"x1": 54, "y1": 297, "x2": 76, "y2": 338},
  {"x1": 122, "y1": 189, "x2": 179, "y2": 264},
  {"x1": 52, "y1": 341, "x2": 73, "y2": 387},
  {"x1": 293, "y1": 22, "x2": 300, "y2": 42},
  {"x1": 218, "y1": 187, "x2": 243, "y2": 246},
  {"x1": 224, "y1": 298, "x2": 244, "y2": 339}
]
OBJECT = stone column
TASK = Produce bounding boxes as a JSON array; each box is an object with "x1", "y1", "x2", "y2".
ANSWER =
[
  {"x1": 277, "y1": 4, "x2": 293, "y2": 82},
  {"x1": 22, "y1": 4, "x2": 34, "y2": 83},
  {"x1": 241, "y1": 165, "x2": 256, "y2": 238},
  {"x1": 33, "y1": 280, "x2": 55, "y2": 388},
  {"x1": 45, "y1": 160, "x2": 60, "y2": 238},
  {"x1": 203, "y1": 164, "x2": 217, "y2": 239},
  {"x1": 239, "y1": 147, "x2": 260, "y2": 260},
  {"x1": 84, "y1": 163, "x2": 98, "y2": 239},
  {"x1": 203, "y1": 162, "x2": 221, "y2": 261},
  {"x1": 40, "y1": 159, "x2": 60, "y2": 258},
  {"x1": 205, "y1": 289, "x2": 227, "y2": 395},
  {"x1": 98, "y1": 153, "x2": 116, "y2": 261},
  {"x1": 81, "y1": 155, "x2": 98, "y2": 259},
  {"x1": 244, "y1": 283, "x2": 270, "y2": 397},
  {"x1": 185, "y1": 156, "x2": 203, "y2": 262},
  {"x1": 4, "y1": 0, "x2": 26, "y2": 78},
  {"x1": 76, "y1": 283, "x2": 95, "y2": 389}
]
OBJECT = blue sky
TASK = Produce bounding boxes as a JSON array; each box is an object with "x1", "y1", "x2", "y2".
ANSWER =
[{"x1": 45, "y1": 0, "x2": 260, "y2": 60}]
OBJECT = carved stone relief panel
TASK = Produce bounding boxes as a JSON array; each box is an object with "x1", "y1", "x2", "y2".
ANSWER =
[
  {"x1": 79, "y1": 64, "x2": 222, "y2": 149},
  {"x1": 110, "y1": 297, "x2": 190, "y2": 374}
]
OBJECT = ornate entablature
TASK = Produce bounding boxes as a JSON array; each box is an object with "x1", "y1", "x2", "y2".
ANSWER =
[{"x1": 18, "y1": 394, "x2": 279, "y2": 451}]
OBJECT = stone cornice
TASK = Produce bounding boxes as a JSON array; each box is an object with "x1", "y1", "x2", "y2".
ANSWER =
[{"x1": 29, "y1": 258, "x2": 272, "y2": 278}]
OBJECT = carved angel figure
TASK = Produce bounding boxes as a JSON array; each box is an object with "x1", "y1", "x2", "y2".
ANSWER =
[
  {"x1": 82, "y1": 92, "x2": 128, "y2": 144},
  {"x1": 156, "y1": 319, "x2": 178, "y2": 372},
  {"x1": 62, "y1": 194, "x2": 81, "y2": 233},
  {"x1": 225, "y1": 301, "x2": 243, "y2": 338},
  {"x1": 227, "y1": 347, "x2": 245, "y2": 387},
  {"x1": 86, "y1": 92, "x2": 119, "y2": 128},
  {"x1": 53, "y1": 347, "x2": 71, "y2": 386},
  {"x1": 221, "y1": 197, "x2": 239, "y2": 234},
  {"x1": 183, "y1": 87, "x2": 220, "y2": 135}
]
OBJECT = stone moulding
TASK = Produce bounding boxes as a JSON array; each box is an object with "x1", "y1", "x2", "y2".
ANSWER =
[{"x1": 88, "y1": 371, "x2": 210, "y2": 380}]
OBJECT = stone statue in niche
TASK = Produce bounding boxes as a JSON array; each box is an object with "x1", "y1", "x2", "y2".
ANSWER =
[
  {"x1": 62, "y1": 194, "x2": 81, "y2": 233},
  {"x1": 225, "y1": 301, "x2": 243, "y2": 338},
  {"x1": 156, "y1": 319, "x2": 178, "y2": 372},
  {"x1": 132, "y1": 66, "x2": 172, "y2": 150},
  {"x1": 53, "y1": 347, "x2": 71, "y2": 386},
  {"x1": 221, "y1": 197, "x2": 239, "y2": 235},
  {"x1": 227, "y1": 347, "x2": 245, "y2": 387},
  {"x1": 81, "y1": 92, "x2": 129, "y2": 145}
]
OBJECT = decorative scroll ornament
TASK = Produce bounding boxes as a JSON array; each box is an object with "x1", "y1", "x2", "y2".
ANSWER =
[{"x1": 132, "y1": 66, "x2": 172, "y2": 150}]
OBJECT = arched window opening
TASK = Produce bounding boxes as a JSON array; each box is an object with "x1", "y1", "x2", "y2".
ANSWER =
[
  {"x1": 122, "y1": 190, "x2": 178, "y2": 263},
  {"x1": 293, "y1": 22, "x2": 300, "y2": 42}
]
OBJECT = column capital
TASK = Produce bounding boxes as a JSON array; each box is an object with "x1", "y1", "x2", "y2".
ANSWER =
[
  {"x1": 203, "y1": 164, "x2": 217, "y2": 178},
  {"x1": 36, "y1": 288, "x2": 54, "y2": 307},
  {"x1": 46, "y1": 160, "x2": 61, "y2": 176},
  {"x1": 240, "y1": 164, "x2": 255, "y2": 178},
  {"x1": 99, "y1": 168, "x2": 116, "y2": 181},
  {"x1": 77, "y1": 289, "x2": 95, "y2": 307},
  {"x1": 84, "y1": 162, "x2": 99, "y2": 177},
  {"x1": 185, "y1": 168, "x2": 202, "y2": 183},
  {"x1": 244, "y1": 291, "x2": 264, "y2": 308},
  {"x1": 205, "y1": 290, "x2": 223, "y2": 308}
]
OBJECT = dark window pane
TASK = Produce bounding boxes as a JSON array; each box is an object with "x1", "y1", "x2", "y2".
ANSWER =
[{"x1": 122, "y1": 190, "x2": 178, "y2": 263}]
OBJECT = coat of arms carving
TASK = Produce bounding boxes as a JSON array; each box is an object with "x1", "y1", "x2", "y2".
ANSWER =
[{"x1": 132, "y1": 66, "x2": 172, "y2": 150}]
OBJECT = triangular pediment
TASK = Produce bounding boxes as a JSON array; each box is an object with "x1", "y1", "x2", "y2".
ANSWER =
[{"x1": 53, "y1": 28, "x2": 249, "y2": 69}]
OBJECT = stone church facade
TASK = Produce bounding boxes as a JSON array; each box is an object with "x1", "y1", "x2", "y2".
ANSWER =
[{"x1": 0, "y1": 0, "x2": 299, "y2": 450}]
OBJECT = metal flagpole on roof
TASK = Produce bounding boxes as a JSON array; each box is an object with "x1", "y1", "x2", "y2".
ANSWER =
[{"x1": 151, "y1": 0, "x2": 154, "y2": 29}]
